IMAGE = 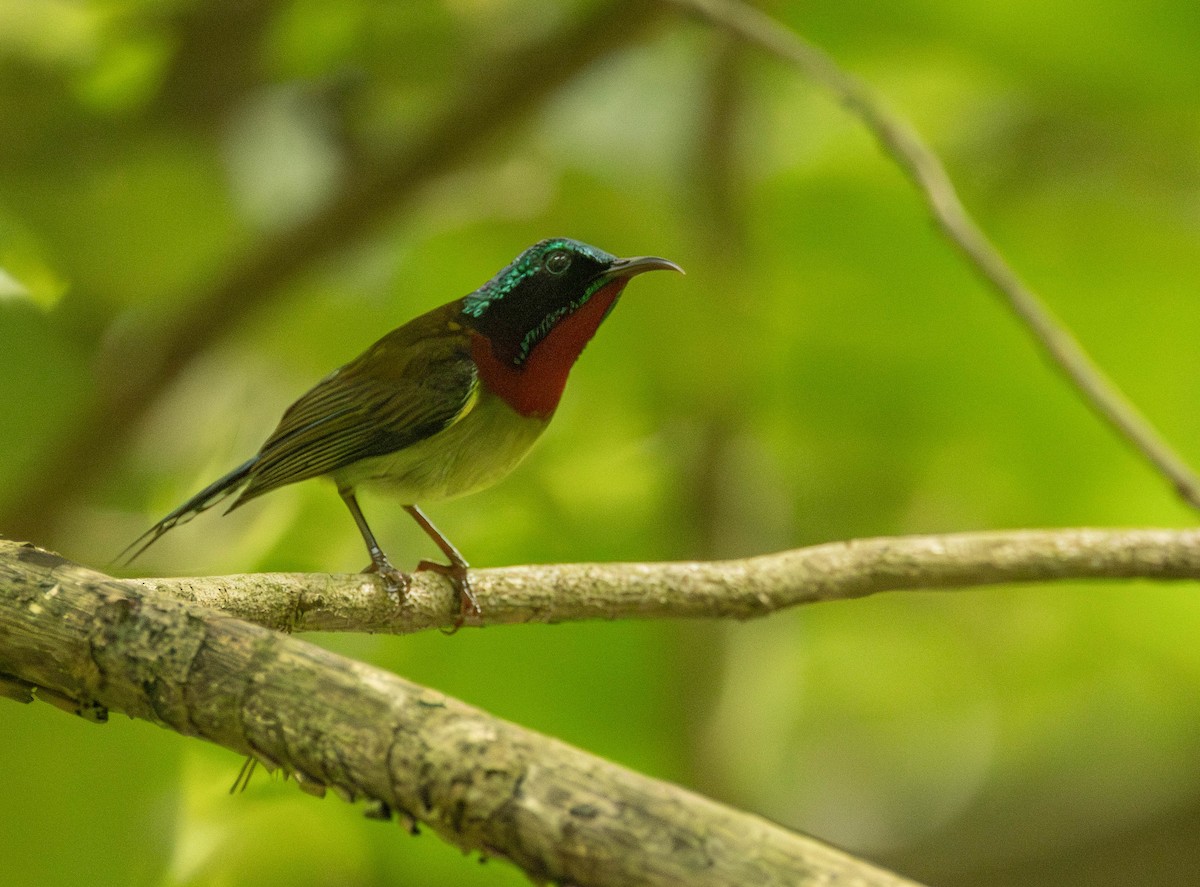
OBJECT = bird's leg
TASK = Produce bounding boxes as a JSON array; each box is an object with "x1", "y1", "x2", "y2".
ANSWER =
[
  {"x1": 403, "y1": 504, "x2": 480, "y2": 627},
  {"x1": 340, "y1": 488, "x2": 410, "y2": 600}
]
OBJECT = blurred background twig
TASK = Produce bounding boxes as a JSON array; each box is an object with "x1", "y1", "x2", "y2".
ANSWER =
[{"x1": 668, "y1": 0, "x2": 1200, "y2": 510}]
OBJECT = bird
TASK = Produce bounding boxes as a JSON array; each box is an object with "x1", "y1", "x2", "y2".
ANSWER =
[{"x1": 122, "y1": 237, "x2": 683, "y2": 624}]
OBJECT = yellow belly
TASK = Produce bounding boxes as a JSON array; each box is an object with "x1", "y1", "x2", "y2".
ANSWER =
[{"x1": 331, "y1": 387, "x2": 548, "y2": 504}]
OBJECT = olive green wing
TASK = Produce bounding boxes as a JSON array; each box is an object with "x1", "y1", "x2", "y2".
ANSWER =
[{"x1": 233, "y1": 319, "x2": 477, "y2": 505}]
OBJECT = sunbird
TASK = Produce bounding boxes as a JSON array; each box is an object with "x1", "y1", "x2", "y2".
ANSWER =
[{"x1": 123, "y1": 238, "x2": 682, "y2": 622}]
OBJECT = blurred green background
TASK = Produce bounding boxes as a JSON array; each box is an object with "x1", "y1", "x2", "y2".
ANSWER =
[{"x1": 2, "y1": 0, "x2": 1200, "y2": 884}]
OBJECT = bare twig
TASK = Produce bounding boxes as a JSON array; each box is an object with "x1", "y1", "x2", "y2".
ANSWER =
[
  {"x1": 0, "y1": 540, "x2": 922, "y2": 887},
  {"x1": 663, "y1": 0, "x2": 1200, "y2": 510},
  {"x1": 125, "y1": 528, "x2": 1200, "y2": 635}
]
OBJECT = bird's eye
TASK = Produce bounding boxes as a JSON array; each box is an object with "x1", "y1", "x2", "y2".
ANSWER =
[{"x1": 544, "y1": 250, "x2": 571, "y2": 275}]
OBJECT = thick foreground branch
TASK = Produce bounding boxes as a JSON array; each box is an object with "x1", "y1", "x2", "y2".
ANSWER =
[
  {"x1": 130, "y1": 528, "x2": 1200, "y2": 635},
  {"x1": 0, "y1": 540, "x2": 919, "y2": 887}
]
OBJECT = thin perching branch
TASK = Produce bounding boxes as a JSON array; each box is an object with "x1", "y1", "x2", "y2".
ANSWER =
[
  {"x1": 0, "y1": 540, "x2": 922, "y2": 887},
  {"x1": 128, "y1": 528, "x2": 1200, "y2": 635},
  {"x1": 664, "y1": 0, "x2": 1200, "y2": 510}
]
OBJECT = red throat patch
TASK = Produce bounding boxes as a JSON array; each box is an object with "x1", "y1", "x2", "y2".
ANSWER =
[{"x1": 471, "y1": 279, "x2": 628, "y2": 419}]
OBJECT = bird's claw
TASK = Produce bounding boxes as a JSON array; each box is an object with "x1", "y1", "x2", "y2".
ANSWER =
[
  {"x1": 362, "y1": 559, "x2": 412, "y2": 601},
  {"x1": 416, "y1": 558, "x2": 480, "y2": 631}
]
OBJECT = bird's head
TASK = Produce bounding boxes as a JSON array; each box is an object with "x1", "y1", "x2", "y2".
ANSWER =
[{"x1": 462, "y1": 238, "x2": 682, "y2": 369}]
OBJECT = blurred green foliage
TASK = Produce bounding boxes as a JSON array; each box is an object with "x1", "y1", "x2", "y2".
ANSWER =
[{"x1": 2, "y1": 1, "x2": 1200, "y2": 885}]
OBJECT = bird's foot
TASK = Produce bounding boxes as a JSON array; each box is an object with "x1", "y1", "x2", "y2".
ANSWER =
[
  {"x1": 362, "y1": 558, "x2": 412, "y2": 602},
  {"x1": 416, "y1": 558, "x2": 480, "y2": 631}
]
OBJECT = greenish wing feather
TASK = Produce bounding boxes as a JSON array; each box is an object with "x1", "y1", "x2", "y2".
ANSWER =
[{"x1": 234, "y1": 327, "x2": 477, "y2": 504}]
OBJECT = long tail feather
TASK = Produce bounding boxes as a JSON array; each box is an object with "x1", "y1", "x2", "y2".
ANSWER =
[{"x1": 117, "y1": 457, "x2": 259, "y2": 566}]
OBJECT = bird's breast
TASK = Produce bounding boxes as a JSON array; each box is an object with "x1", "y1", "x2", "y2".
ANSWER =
[
  {"x1": 469, "y1": 279, "x2": 625, "y2": 419},
  {"x1": 332, "y1": 386, "x2": 548, "y2": 504}
]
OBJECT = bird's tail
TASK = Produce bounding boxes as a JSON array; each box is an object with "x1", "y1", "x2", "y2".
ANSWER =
[{"x1": 117, "y1": 456, "x2": 258, "y2": 566}]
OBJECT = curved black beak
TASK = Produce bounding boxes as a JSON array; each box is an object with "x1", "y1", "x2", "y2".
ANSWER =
[{"x1": 606, "y1": 255, "x2": 685, "y2": 280}]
